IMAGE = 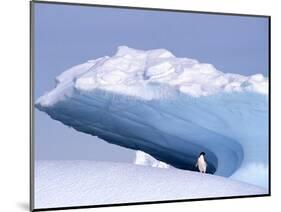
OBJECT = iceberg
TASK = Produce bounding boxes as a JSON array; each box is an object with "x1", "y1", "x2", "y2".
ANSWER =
[
  {"x1": 35, "y1": 46, "x2": 269, "y2": 188},
  {"x1": 135, "y1": 150, "x2": 171, "y2": 168}
]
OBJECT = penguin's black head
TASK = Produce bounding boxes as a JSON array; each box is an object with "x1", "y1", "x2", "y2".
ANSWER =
[{"x1": 199, "y1": 152, "x2": 206, "y2": 156}]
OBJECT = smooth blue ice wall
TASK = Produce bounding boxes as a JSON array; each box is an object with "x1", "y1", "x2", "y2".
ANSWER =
[{"x1": 34, "y1": 2, "x2": 269, "y2": 161}]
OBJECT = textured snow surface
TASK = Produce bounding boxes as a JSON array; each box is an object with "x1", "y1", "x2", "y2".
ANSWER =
[
  {"x1": 35, "y1": 161, "x2": 267, "y2": 209},
  {"x1": 36, "y1": 46, "x2": 269, "y2": 188},
  {"x1": 37, "y1": 46, "x2": 268, "y2": 107}
]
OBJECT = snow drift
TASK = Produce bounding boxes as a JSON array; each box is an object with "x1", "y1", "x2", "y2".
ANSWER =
[
  {"x1": 35, "y1": 46, "x2": 269, "y2": 188},
  {"x1": 135, "y1": 150, "x2": 171, "y2": 168},
  {"x1": 35, "y1": 160, "x2": 267, "y2": 209}
]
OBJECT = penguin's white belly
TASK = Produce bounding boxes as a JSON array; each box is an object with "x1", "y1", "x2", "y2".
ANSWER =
[{"x1": 198, "y1": 157, "x2": 207, "y2": 172}]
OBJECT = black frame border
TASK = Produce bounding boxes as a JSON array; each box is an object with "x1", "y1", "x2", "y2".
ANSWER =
[{"x1": 30, "y1": 1, "x2": 271, "y2": 211}]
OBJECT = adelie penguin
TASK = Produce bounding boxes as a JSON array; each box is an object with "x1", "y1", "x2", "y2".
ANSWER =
[{"x1": 196, "y1": 152, "x2": 207, "y2": 173}]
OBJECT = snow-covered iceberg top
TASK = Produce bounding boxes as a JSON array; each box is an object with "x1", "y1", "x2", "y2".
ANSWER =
[
  {"x1": 38, "y1": 46, "x2": 268, "y2": 106},
  {"x1": 36, "y1": 46, "x2": 269, "y2": 189}
]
